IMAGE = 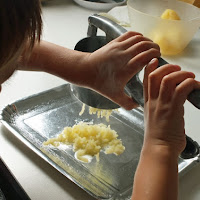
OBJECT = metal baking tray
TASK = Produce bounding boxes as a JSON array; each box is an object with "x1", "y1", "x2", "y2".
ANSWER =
[{"x1": 0, "y1": 83, "x2": 200, "y2": 200}]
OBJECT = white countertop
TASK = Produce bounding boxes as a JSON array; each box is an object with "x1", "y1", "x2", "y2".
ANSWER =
[{"x1": 0, "y1": 0, "x2": 200, "y2": 199}]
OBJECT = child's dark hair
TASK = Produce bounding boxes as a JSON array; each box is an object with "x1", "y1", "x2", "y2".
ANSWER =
[{"x1": 0, "y1": 0, "x2": 42, "y2": 66}]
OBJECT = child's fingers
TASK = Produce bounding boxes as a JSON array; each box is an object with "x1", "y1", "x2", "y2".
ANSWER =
[
  {"x1": 159, "y1": 71, "x2": 195, "y2": 103},
  {"x1": 119, "y1": 35, "x2": 154, "y2": 50},
  {"x1": 143, "y1": 58, "x2": 158, "y2": 103},
  {"x1": 110, "y1": 91, "x2": 139, "y2": 110},
  {"x1": 127, "y1": 48, "x2": 161, "y2": 75},
  {"x1": 148, "y1": 64, "x2": 181, "y2": 100},
  {"x1": 114, "y1": 31, "x2": 143, "y2": 42},
  {"x1": 126, "y1": 41, "x2": 160, "y2": 59},
  {"x1": 173, "y1": 79, "x2": 200, "y2": 107}
]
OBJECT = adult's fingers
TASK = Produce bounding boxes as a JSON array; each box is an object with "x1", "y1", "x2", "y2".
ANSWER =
[
  {"x1": 143, "y1": 58, "x2": 159, "y2": 103},
  {"x1": 159, "y1": 71, "x2": 195, "y2": 103}
]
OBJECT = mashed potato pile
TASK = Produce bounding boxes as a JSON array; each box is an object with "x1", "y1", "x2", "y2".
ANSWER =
[
  {"x1": 150, "y1": 9, "x2": 183, "y2": 55},
  {"x1": 43, "y1": 122, "x2": 125, "y2": 163}
]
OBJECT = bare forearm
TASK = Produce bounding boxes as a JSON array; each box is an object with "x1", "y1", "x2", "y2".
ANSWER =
[
  {"x1": 18, "y1": 40, "x2": 95, "y2": 87},
  {"x1": 132, "y1": 145, "x2": 179, "y2": 200}
]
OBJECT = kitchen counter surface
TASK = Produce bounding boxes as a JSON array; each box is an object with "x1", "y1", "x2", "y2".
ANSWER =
[{"x1": 0, "y1": 0, "x2": 200, "y2": 199}]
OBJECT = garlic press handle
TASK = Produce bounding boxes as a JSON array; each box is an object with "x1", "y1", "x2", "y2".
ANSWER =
[
  {"x1": 188, "y1": 90, "x2": 200, "y2": 109},
  {"x1": 87, "y1": 14, "x2": 127, "y2": 41},
  {"x1": 125, "y1": 57, "x2": 168, "y2": 107}
]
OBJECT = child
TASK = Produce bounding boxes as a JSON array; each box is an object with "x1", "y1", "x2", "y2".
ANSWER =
[
  {"x1": 1, "y1": 0, "x2": 160, "y2": 110},
  {"x1": 131, "y1": 59, "x2": 200, "y2": 200},
  {"x1": 1, "y1": 1, "x2": 199, "y2": 200}
]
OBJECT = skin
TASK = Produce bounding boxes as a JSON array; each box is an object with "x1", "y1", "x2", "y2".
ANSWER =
[
  {"x1": 131, "y1": 58, "x2": 200, "y2": 200},
  {"x1": 2, "y1": 30, "x2": 199, "y2": 200},
  {"x1": 0, "y1": 43, "x2": 25, "y2": 90},
  {"x1": 16, "y1": 31, "x2": 160, "y2": 110}
]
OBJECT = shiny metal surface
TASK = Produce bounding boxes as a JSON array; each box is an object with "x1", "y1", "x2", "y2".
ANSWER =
[
  {"x1": 72, "y1": 14, "x2": 200, "y2": 109},
  {"x1": 0, "y1": 83, "x2": 199, "y2": 199}
]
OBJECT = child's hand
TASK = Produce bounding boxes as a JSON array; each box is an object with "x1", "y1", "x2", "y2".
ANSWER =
[
  {"x1": 20, "y1": 33, "x2": 160, "y2": 111},
  {"x1": 143, "y1": 59, "x2": 200, "y2": 155},
  {"x1": 85, "y1": 31, "x2": 161, "y2": 110}
]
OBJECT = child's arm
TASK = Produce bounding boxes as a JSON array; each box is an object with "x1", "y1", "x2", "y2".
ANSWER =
[
  {"x1": 18, "y1": 31, "x2": 160, "y2": 110},
  {"x1": 131, "y1": 59, "x2": 200, "y2": 200}
]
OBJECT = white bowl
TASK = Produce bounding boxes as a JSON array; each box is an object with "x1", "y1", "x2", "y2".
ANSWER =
[{"x1": 73, "y1": 0, "x2": 127, "y2": 11}]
